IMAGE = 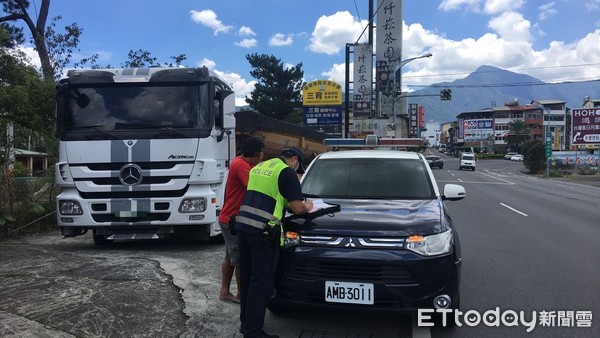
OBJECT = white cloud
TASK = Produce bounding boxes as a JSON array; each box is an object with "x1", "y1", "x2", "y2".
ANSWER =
[
  {"x1": 439, "y1": 0, "x2": 525, "y2": 14},
  {"x1": 238, "y1": 26, "x2": 256, "y2": 37},
  {"x1": 308, "y1": 11, "x2": 370, "y2": 55},
  {"x1": 213, "y1": 70, "x2": 256, "y2": 106},
  {"x1": 269, "y1": 33, "x2": 293, "y2": 47},
  {"x1": 488, "y1": 11, "x2": 531, "y2": 42},
  {"x1": 196, "y1": 58, "x2": 216, "y2": 69},
  {"x1": 16, "y1": 45, "x2": 42, "y2": 69},
  {"x1": 586, "y1": 0, "x2": 600, "y2": 11},
  {"x1": 190, "y1": 9, "x2": 233, "y2": 35},
  {"x1": 439, "y1": 0, "x2": 482, "y2": 12},
  {"x1": 538, "y1": 2, "x2": 557, "y2": 21},
  {"x1": 321, "y1": 62, "x2": 347, "y2": 85},
  {"x1": 234, "y1": 38, "x2": 257, "y2": 48},
  {"x1": 482, "y1": 0, "x2": 525, "y2": 14}
]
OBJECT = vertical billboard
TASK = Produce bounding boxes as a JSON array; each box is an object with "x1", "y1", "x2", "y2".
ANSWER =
[
  {"x1": 418, "y1": 105, "x2": 425, "y2": 129},
  {"x1": 409, "y1": 103, "x2": 418, "y2": 137},
  {"x1": 353, "y1": 43, "x2": 373, "y2": 117},
  {"x1": 376, "y1": 0, "x2": 402, "y2": 116}
]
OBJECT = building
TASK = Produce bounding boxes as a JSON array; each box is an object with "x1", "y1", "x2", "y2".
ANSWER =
[
  {"x1": 455, "y1": 99, "x2": 567, "y2": 152},
  {"x1": 1, "y1": 147, "x2": 49, "y2": 176},
  {"x1": 421, "y1": 120, "x2": 442, "y2": 147}
]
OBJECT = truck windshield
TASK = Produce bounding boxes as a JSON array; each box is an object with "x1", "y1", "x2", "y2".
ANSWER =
[{"x1": 60, "y1": 84, "x2": 210, "y2": 131}]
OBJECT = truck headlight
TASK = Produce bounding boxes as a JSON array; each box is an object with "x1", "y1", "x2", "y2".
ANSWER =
[
  {"x1": 59, "y1": 200, "x2": 83, "y2": 215},
  {"x1": 179, "y1": 198, "x2": 207, "y2": 213},
  {"x1": 406, "y1": 230, "x2": 453, "y2": 256}
]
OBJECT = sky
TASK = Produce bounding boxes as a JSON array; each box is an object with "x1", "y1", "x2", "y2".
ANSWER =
[{"x1": 12, "y1": 0, "x2": 600, "y2": 106}]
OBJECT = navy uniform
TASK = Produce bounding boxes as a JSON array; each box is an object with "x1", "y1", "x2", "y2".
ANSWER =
[{"x1": 235, "y1": 147, "x2": 308, "y2": 338}]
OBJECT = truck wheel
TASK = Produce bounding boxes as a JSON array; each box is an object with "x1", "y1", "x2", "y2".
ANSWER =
[{"x1": 93, "y1": 234, "x2": 113, "y2": 245}]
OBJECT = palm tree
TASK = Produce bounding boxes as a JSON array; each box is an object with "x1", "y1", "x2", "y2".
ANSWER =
[{"x1": 506, "y1": 119, "x2": 530, "y2": 152}]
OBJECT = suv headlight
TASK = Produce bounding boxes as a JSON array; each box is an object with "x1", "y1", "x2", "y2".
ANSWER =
[{"x1": 406, "y1": 229, "x2": 453, "y2": 256}]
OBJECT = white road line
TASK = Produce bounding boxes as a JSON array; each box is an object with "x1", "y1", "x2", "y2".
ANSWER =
[{"x1": 500, "y1": 203, "x2": 528, "y2": 216}]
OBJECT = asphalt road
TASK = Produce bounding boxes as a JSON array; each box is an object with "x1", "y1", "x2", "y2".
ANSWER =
[
  {"x1": 430, "y1": 155, "x2": 600, "y2": 337},
  {"x1": 0, "y1": 156, "x2": 598, "y2": 338}
]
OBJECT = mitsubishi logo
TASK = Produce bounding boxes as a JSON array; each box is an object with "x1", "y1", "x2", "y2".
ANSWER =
[
  {"x1": 119, "y1": 164, "x2": 143, "y2": 186},
  {"x1": 344, "y1": 238, "x2": 356, "y2": 247}
]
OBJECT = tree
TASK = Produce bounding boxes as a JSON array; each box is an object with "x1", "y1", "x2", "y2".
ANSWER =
[
  {"x1": 521, "y1": 140, "x2": 545, "y2": 174},
  {"x1": 245, "y1": 53, "x2": 304, "y2": 121},
  {"x1": 0, "y1": 0, "x2": 54, "y2": 80},
  {"x1": 1, "y1": 21, "x2": 24, "y2": 47},
  {"x1": 506, "y1": 119, "x2": 530, "y2": 152},
  {"x1": 0, "y1": 48, "x2": 55, "y2": 153}
]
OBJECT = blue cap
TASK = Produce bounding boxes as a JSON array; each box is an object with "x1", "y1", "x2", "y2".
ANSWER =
[{"x1": 283, "y1": 147, "x2": 305, "y2": 163}]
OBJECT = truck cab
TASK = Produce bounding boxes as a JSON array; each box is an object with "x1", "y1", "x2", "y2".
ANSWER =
[{"x1": 54, "y1": 67, "x2": 236, "y2": 244}]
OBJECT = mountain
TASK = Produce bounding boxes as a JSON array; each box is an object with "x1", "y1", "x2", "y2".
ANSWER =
[{"x1": 407, "y1": 65, "x2": 600, "y2": 123}]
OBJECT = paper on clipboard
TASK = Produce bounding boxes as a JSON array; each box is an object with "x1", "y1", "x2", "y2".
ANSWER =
[{"x1": 309, "y1": 199, "x2": 332, "y2": 214}]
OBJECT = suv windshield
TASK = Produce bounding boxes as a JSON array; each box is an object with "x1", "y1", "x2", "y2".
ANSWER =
[
  {"x1": 462, "y1": 155, "x2": 475, "y2": 161},
  {"x1": 302, "y1": 157, "x2": 435, "y2": 199}
]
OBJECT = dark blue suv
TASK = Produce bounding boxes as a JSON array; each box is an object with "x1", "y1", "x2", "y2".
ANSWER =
[{"x1": 270, "y1": 150, "x2": 466, "y2": 315}]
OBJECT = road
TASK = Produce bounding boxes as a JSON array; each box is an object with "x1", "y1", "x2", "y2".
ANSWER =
[
  {"x1": 0, "y1": 155, "x2": 598, "y2": 338},
  {"x1": 430, "y1": 155, "x2": 599, "y2": 337}
]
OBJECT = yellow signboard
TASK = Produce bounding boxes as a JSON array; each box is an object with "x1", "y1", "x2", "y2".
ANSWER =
[
  {"x1": 553, "y1": 130, "x2": 560, "y2": 150},
  {"x1": 302, "y1": 80, "x2": 342, "y2": 106}
]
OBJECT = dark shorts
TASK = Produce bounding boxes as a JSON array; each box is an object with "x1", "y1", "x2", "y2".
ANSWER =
[{"x1": 219, "y1": 222, "x2": 240, "y2": 266}]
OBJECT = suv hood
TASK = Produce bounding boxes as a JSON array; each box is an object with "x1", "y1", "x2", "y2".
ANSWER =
[{"x1": 285, "y1": 199, "x2": 446, "y2": 237}]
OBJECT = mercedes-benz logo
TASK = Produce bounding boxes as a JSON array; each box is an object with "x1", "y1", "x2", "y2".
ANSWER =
[{"x1": 119, "y1": 164, "x2": 143, "y2": 186}]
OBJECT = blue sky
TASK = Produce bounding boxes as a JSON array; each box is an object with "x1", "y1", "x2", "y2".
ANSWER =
[{"x1": 13, "y1": 0, "x2": 600, "y2": 106}]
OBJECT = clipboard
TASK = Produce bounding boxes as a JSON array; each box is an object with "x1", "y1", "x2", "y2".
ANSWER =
[{"x1": 284, "y1": 199, "x2": 340, "y2": 221}]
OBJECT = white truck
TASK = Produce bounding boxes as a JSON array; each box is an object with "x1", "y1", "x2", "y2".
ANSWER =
[{"x1": 54, "y1": 67, "x2": 236, "y2": 244}]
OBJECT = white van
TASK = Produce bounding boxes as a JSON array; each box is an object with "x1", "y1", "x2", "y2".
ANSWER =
[
  {"x1": 459, "y1": 153, "x2": 476, "y2": 171},
  {"x1": 439, "y1": 144, "x2": 447, "y2": 153}
]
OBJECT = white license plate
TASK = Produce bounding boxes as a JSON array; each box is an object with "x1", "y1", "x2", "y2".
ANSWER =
[{"x1": 325, "y1": 281, "x2": 374, "y2": 305}]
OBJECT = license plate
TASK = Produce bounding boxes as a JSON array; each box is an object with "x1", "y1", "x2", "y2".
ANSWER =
[{"x1": 325, "y1": 281, "x2": 374, "y2": 305}]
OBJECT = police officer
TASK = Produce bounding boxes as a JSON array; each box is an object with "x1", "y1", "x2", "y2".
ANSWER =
[{"x1": 235, "y1": 147, "x2": 313, "y2": 338}]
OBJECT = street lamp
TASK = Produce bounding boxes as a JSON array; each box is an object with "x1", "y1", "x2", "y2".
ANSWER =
[{"x1": 383, "y1": 52, "x2": 432, "y2": 137}]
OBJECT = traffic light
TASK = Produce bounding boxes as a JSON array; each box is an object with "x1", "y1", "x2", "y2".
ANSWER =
[{"x1": 440, "y1": 89, "x2": 452, "y2": 100}]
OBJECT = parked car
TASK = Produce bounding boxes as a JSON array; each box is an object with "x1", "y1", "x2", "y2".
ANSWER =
[
  {"x1": 270, "y1": 150, "x2": 466, "y2": 319},
  {"x1": 459, "y1": 153, "x2": 476, "y2": 171},
  {"x1": 510, "y1": 154, "x2": 524, "y2": 161},
  {"x1": 504, "y1": 152, "x2": 517, "y2": 160},
  {"x1": 425, "y1": 155, "x2": 444, "y2": 169}
]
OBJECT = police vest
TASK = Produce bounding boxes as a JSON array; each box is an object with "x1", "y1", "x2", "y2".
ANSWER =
[{"x1": 236, "y1": 158, "x2": 288, "y2": 232}]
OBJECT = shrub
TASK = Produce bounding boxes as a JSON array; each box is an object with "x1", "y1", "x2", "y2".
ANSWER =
[{"x1": 521, "y1": 140, "x2": 546, "y2": 174}]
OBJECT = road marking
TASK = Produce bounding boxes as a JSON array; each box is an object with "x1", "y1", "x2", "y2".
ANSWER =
[
  {"x1": 500, "y1": 203, "x2": 528, "y2": 216},
  {"x1": 477, "y1": 170, "x2": 517, "y2": 185},
  {"x1": 437, "y1": 180, "x2": 512, "y2": 185}
]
